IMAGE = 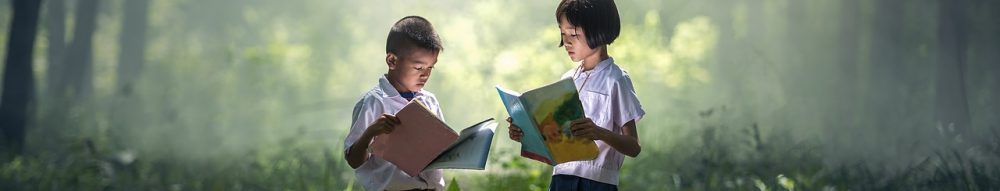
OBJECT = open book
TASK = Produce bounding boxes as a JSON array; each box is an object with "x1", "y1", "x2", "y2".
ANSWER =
[
  {"x1": 496, "y1": 78, "x2": 598, "y2": 165},
  {"x1": 370, "y1": 98, "x2": 497, "y2": 177}
]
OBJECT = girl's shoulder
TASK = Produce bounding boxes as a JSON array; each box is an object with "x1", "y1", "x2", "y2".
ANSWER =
[{"x1": 602, "y1": 62, "x2": 635, "y2": 86}]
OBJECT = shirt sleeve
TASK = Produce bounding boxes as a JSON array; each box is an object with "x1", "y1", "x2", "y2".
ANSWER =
[
  {"x1": 344, "y1": 95, "x2": 383, "y2": 154},
  {"x1": 612, "y1": 74, "x2": 646, "y2": 129},
  {"x1": 425, "y1": 96, "x2": 446, "y2": 123}
]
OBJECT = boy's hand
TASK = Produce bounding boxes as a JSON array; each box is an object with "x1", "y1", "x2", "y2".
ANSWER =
[
  {"x1": 363, "y1": 113, "x2": 401, "y2": 139},
  {"x1": 571, "y1": 118, "x2": 608, "y2": 141},
  {"x1": 507, "y1": 117, "x2": 523, "y2": 142}
]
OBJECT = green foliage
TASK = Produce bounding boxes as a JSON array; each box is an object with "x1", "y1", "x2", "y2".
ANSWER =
[
  {"x1": 2, "y1": 0, "x2": 999, "y2": 190},
  {"x1": 446, "y1": 177, "x2": 460, "y2": 191}
]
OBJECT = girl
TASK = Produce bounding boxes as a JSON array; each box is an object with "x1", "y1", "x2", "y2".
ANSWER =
[{"x1": 508, "y1": 0, "x2": 645, "y2": 190}]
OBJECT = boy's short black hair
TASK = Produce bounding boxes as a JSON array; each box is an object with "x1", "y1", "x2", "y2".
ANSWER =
[
  {"x1": 556, "y1": 0, "x2": 620, "y2": 49},
  {"x1": 386, "y1": 16, "x2": 443, "y2": 57}
]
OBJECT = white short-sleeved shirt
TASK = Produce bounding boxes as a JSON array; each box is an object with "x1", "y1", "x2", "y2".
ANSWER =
[
  {"x1": 553, "y1": 57, "x2": 646, "y2": 185},
  {"x1": 344, "y1": 75, "x2": 446, "y2": 191}
]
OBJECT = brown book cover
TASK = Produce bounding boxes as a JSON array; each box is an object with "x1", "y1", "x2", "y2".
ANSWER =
[{"x1": 370, "y1": 98, "x2": 460, "y2": 176}]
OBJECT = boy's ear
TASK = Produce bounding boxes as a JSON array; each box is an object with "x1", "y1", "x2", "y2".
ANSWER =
[{"x1": 386, "y1": 53, "x2": 397, "y2": 70}]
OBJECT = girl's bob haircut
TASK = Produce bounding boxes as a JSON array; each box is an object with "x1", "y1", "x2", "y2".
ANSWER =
[{"x1": 556, "y1": 0, "x2": 621, "y2": 49}]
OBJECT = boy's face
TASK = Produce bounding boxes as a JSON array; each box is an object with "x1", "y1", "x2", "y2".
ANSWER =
[
  {"x1": 386, "y1": 47, "x2": 438, "y2": 93},
  {"x1": 559, "y1": 16, "x2": 596, "y2": 62}
]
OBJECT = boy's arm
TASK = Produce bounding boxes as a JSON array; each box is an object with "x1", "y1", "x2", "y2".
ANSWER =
[
  {"x1": 345, "y1": 114, "x2": 400, "y2": 169},
  {"x1": 345, "y1": 132, "x2": 375, "y2": 169}
]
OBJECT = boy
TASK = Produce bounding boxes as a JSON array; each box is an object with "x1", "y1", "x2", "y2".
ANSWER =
[{"x1": 343, "y1": 16, "x2": 445, "y2": 191}]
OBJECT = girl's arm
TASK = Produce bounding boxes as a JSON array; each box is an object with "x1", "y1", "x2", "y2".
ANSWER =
[{"x1": 571, "y1": 119, "x2": 641, "y2": 157}]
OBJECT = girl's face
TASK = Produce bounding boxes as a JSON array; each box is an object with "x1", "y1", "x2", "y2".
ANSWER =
[{"x1": 559, "y1": 16, "x2": 597, "y2": 62}]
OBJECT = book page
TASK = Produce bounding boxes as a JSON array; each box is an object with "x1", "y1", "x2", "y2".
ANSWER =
[{"x1": 425, "y1": 118, "x2": 497, "y2": 170}]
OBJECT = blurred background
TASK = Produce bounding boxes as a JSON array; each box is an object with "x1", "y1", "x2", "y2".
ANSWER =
[{"x1": 1, "y1": 0, "x2": 999, "y2": 190}]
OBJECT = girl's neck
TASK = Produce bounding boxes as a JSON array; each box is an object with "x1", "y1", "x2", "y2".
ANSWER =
[{"x1": 580, "y1": 47, "x2": 610, "y2": 72}]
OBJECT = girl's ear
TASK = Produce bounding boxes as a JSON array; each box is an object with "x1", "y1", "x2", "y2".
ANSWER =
[{"x1": 386, "y1": 53, "x2": 397, "y2": 70}]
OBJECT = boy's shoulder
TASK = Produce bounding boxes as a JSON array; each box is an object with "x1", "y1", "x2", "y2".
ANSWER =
[
  {"x1": 419, "y1": 89, "x2": 437, "y2": 98},
  {"x1": 361, "y1": 85, "x2": 387, "y2": 102},
  {"x1": 352, "y1": 85, "x2": 387, "y2": 119},
  {"x1": 416, "y1": 89, "x2": 441, "y2": 107}
]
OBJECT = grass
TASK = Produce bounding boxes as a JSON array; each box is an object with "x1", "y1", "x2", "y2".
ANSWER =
[{"x1": 3, "y1": 106, "x2": 999, "y2": 190}]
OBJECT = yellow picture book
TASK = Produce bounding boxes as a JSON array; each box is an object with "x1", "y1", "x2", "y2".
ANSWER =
[{"x1": 496, "y1": 78, "x2": 598, "y2": 165}]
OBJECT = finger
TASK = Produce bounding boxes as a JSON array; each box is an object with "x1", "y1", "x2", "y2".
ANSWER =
[
  {"x1": 384, "y1": 125, "x2": 395, "y2": 133},
  {"x1": 376, "y1": 114, "x2": 390, "y2": 126},
  {"x1": 381, "y1": 120, "x2": 395, "y2": 129},
  {"x1": 377, "y1": 120, "x2": 390, "y2": 130},
  {"x1": 572, "y1": 128, "x2": 588, "y2": 136},
  {"x1": 377, "y1": 115, "x2": 388, "y2": 123},
  {"x1": 385, "y1": 114, "x2": 401, "y2": 125},
  {"x1": 375, "y1": 120, "x2": 387, "y2": 129}
]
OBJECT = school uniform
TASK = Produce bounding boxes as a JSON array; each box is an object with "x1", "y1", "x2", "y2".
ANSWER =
[
  {"x1": 344, "y1": 75, "x2": 446, "y2": 191},
  {"x1": 551, "y1": 58, "x2": 645, "y2": 190}
]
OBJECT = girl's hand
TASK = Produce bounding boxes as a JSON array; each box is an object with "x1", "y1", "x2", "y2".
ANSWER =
[
  {"x1": 507, "y1": 117, "x2": 523, "y2": 142},
  {"x1": 363, "y1": 113, "x2": 401, "y2": 139},
  {"x1": 571, "y1": 118, "x2": 608, "y2": 141}
]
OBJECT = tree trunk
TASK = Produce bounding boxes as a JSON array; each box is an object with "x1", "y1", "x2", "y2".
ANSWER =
[
  {"x1": 935, "y1": 0, "x2": 972, "y2": 135},
  {"x1": 64, "y1": 0, "x2": 99, "y2": 99},
  {"x1": 1, "y1": 0, "x2": 43, "y2": 156},
  {"x1": 45, "y1": 0, "x2": 65, "y2": 95},
  {"x1": 110, "y1": 0, "x2": 150, "y2": 150},
  {"x1": 117, "y1": 0, "x2": 149, "y2": 96}
]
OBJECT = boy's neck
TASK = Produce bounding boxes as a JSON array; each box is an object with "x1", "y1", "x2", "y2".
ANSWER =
[
  {"x1": 385, "y1": 73, "x2": 416, "y2": 95},
  {"x1": 581, "y1": 47, "x2": 610, "y2": 71}
]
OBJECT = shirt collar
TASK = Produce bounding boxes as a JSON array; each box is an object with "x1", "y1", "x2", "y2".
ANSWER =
[
  {"x1": 378, "y1": 74, "x2": 423, "y2": 99},
  {"x1": 593, "y1": 57, "x2": 614, "y2": 74},
  {"x1": 574, "y1": 57, "x2": 614, "y2": 79},
  {"x1": 579, "y1": 57, "x2": 614, "y2": 75}
]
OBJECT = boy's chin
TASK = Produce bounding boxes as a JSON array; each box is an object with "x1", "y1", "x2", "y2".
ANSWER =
[{"x1": 409, "y1": 85, "x2": 424, "y2": 91}]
